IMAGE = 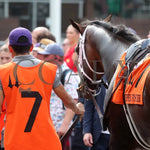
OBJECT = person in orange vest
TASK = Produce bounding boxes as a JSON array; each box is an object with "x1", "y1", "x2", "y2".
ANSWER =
[
  {"x1": 0, "y1": 27, "x2": 85, "y2": 150},
  {"x1": 0, "y1": 44, "x2": 12, "y2": 150}
]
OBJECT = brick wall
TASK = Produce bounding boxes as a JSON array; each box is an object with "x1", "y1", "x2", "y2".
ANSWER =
[
  {"x1": 0, "y1": 18, "x2": 19, "y2": 41},
  {"x1": 0, "y1": 17, "x2": 149, "y2": 41}
]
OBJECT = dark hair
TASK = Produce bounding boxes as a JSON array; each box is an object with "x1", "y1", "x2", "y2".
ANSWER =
[
  {"x1": 11, "y1": 36, "x2": 32, "y2": 54},
  {"x1": 36, "y1": 33, "x2": 56, "y2": 43}
]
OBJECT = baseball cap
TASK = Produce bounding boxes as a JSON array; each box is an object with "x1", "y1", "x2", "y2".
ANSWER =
[
  {"x1": 38, "y1": 43, "x2": 64, "y2": 56},
  {"x1": 33, "y1": 38, "x2": 55, "y2": 52},
  {"x1": 9, "y1": 27, "x2": 32, "y2": 46}
]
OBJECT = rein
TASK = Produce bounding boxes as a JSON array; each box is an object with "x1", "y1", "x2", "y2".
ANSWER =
[{"x1": 88, "y1": 89, "x2": 104, "y2": 128}]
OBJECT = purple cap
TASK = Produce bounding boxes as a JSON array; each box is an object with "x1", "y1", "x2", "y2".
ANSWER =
[{"x1": 9, "y1": 27, "x2": 32, "y2": 46}]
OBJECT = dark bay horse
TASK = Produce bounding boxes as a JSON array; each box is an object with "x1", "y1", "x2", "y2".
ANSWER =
[{"x1": 71, "y1": 17, "x2": 150, "y2": 150}]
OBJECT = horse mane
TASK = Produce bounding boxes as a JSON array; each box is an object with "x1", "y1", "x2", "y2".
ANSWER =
[{"x1": 81, "y1": 19, "x2": 141, "y2": 43}]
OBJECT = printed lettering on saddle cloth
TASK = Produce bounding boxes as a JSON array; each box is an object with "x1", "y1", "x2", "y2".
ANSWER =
[{"x1": 112, "y1": 53, "x2": 150, "y2": 105}]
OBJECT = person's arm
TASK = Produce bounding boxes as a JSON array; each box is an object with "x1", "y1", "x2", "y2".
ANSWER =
[
  {"x1": 57, "y1": 108, "x2": 75, "y2": 137},
  {"x1": 83, "y1": 133, "x2": 93, "y2": 147},
  {"x1": 53, "y1": 84, "x2": 84, "y2": 115},
  {"x1": 0, "y1": 89, "x2": 4, "y2": 115}
]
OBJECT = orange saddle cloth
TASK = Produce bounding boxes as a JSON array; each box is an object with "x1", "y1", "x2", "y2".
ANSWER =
[{"x1": 112, "y1": 53, "x2": 150, "y2": 105}]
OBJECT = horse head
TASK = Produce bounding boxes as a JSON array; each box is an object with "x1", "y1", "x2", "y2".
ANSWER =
[
  {"x1": 71, "y1": 15, "x2": 140, "y2": 99},
  {"x1": 70, "y1": 17, "x2": 109, "y2": 99}
]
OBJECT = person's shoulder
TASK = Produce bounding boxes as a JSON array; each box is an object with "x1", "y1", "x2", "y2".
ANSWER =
[
  {"x1": 44, "y1": 61, "x2": 57, "y2": 69},
  {"x1": 0, "y1": 62, "x2": 13, "y2": 69}
]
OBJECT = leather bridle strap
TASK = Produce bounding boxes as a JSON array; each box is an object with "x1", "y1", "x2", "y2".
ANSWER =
[{"x1": 88, "y1": 89, "x2": 104, "y2": 129}]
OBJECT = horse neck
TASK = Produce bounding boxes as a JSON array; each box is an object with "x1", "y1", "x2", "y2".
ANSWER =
[{"x1": 99, "y1": 40, "x2": 129, "y2": 84}]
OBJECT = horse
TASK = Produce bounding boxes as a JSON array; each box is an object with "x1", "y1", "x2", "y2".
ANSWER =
[{"x1": 70, "y1": 16, "x2": 150, "y2": 150}]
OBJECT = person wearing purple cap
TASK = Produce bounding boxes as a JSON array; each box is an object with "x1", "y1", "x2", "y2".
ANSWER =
[{"x1": 0, "y1": 27, "x2": 85, "y2": 150}]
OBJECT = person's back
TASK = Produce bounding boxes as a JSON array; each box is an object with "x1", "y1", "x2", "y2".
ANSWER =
[
  {"x1": 0, "y1": 27, "x2": 85, "y2": 150},
  {"x1": 0, "y1": 27, "x2": 62, "y2": 150},
  {"x1": 1, "y1": 62, "x2": 60, "y2": 150}
]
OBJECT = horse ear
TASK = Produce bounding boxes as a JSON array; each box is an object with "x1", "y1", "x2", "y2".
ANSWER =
[
  {"x1": 104, "y1": 14, "x2": 112, "y2": 22},
  {"x1": 70, "y1": 19, "x2": 85, "y2": 34}
]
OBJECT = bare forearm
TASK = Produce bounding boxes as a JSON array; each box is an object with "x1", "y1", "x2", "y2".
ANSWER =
[
  {"x1": 62, "y1": 94, "x2": 78, "y2": 113},
  {"x1": 62, "y1": 108, "x2": 75, "y2": 127},
  {"x1": 57, "y1": 108, "x2": 75, "y2": 137}
]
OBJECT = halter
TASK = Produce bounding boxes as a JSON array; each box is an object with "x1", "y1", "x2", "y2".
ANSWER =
[{"x1": 78, "y1": 26, "x2": 105, "y2": 96}]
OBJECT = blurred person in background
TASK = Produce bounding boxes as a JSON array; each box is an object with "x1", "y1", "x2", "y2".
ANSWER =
[
  {"x1": 147, "y1": 30, "x2": 150, "y2": 39},
  {"x1": 38, "y1": 43, "x2": 77, "y2": 150},
  {"x1": 0, "y1": 45, "x2": 12, "y2": 65},
  {"x1": 32, "y1": 26, "x2": 56, "y2": 45},
  {"x1": 62, "y1": 27, "x2": 88, "y2": 149},
  {"x1": 62, "y1": 38, "x2": 70, "y2": 56},
  {"x1": 32, "y1": 38, "x2": 55, "y2": 59},
  {"x1": 64, "y1": 25, "x2": 80, "y2": 73}
]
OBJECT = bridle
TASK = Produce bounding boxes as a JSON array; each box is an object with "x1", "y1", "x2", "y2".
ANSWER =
[
  {"x1": 78, "y1": 25, "x2": 107, "y2": 96},
  {"x1": 74, "y1": 26, "x2": 108, "y2": 130}
]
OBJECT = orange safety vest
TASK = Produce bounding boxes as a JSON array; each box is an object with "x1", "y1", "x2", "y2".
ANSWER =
[
  {"x1": 0, "y1": 99, "x2": 6, "y2": 142},
  {"x1": 0, "y1": 61, "x2": 62, "y2": 150}
]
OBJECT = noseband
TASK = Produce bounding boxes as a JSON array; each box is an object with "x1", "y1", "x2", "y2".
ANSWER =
[{"x1": 78, "y1": 26, "x2": 107, "y2": 96}]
